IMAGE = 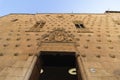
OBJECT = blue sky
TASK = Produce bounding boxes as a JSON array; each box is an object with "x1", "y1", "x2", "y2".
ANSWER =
[{"x1": 0, "y1": 0, "x2": 120, "y2": 16}]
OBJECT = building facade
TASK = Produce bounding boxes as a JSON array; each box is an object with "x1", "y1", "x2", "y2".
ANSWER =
[{"x1": 0, "y1": 11, "x2": 120, "y2": 80}]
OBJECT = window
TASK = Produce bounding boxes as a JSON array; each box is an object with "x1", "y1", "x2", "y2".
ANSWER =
[
  {"x1": 34, "y1": 21, "x2": 46, "y2": 28},
  {"x1": 27, "y1": 20, "x2": 46, "y2": 32},
  {"x1": 11, "y1": 19, "x2": 18, "y2": 22},
  {"x1": 73, "y1": 21, "x2": 85, "y2": 28},
  {"x1": 75, "y1": 23, "x2": 85, "y2": 28}
]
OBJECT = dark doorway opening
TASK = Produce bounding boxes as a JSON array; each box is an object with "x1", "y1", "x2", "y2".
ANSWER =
[{"x1": 29, "y1": 51, "x2": 82, "y2": 80}]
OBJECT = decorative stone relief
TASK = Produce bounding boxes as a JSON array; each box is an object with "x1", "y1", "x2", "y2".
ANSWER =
[{"x1": 41, "y1": 28, "x2": 75, "y2": 43}]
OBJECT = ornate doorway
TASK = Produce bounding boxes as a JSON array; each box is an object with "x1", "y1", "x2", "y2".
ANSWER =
[
  {"x1": 39, "y1": 51, "x2": 78, "y2": 80},
  {"x1": 29, "y1": 51, "x2": 83, "y2": 80}
]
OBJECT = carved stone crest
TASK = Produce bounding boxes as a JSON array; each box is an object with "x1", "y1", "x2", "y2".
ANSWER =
[{"x1": 41, "y1": 28, "x2": 75, "y2": 42}]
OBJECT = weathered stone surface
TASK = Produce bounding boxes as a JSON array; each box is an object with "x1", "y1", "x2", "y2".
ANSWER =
[{"x1": 0, "y1": 11, "x2": 120, "y2": 80}]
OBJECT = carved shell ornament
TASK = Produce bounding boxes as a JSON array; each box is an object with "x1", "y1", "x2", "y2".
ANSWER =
[
  {"x1": 51, "y1": 30, "x2": 66, "y2": 42},
  {"x1": 41, "y1": 28, "x2": 74, "y2": 42}
]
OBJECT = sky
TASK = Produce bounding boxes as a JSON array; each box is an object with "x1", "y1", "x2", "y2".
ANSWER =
[{"x1": 0, "y1": 0, "x2": 120, "y2": 16}]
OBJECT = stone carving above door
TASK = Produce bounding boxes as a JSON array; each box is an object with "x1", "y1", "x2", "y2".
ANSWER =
[{"x1": 41, "y1": 28, "x2": 75, "y2": 43}]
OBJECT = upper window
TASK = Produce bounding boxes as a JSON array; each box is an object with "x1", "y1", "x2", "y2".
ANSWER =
[
  {"x1": 75, "y1": 23, "x2": 85, "y2": 28},
  {"x1": 27, "y1": 20, "x2": 46, "y2": 32},
  {"x1": 11, "y1": 19, "x2": 18, "y2": 22},
  {"x1": 73, "y1": 21, "x2": 85, "y2": 28},
  {"x1": 34, "y1": 20, "x2": 46, "y2": 28}
]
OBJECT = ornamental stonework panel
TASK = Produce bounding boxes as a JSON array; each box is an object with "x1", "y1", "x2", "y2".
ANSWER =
[{"x1": 41, "y1": 28, "x2": 75, "y2": 43}]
